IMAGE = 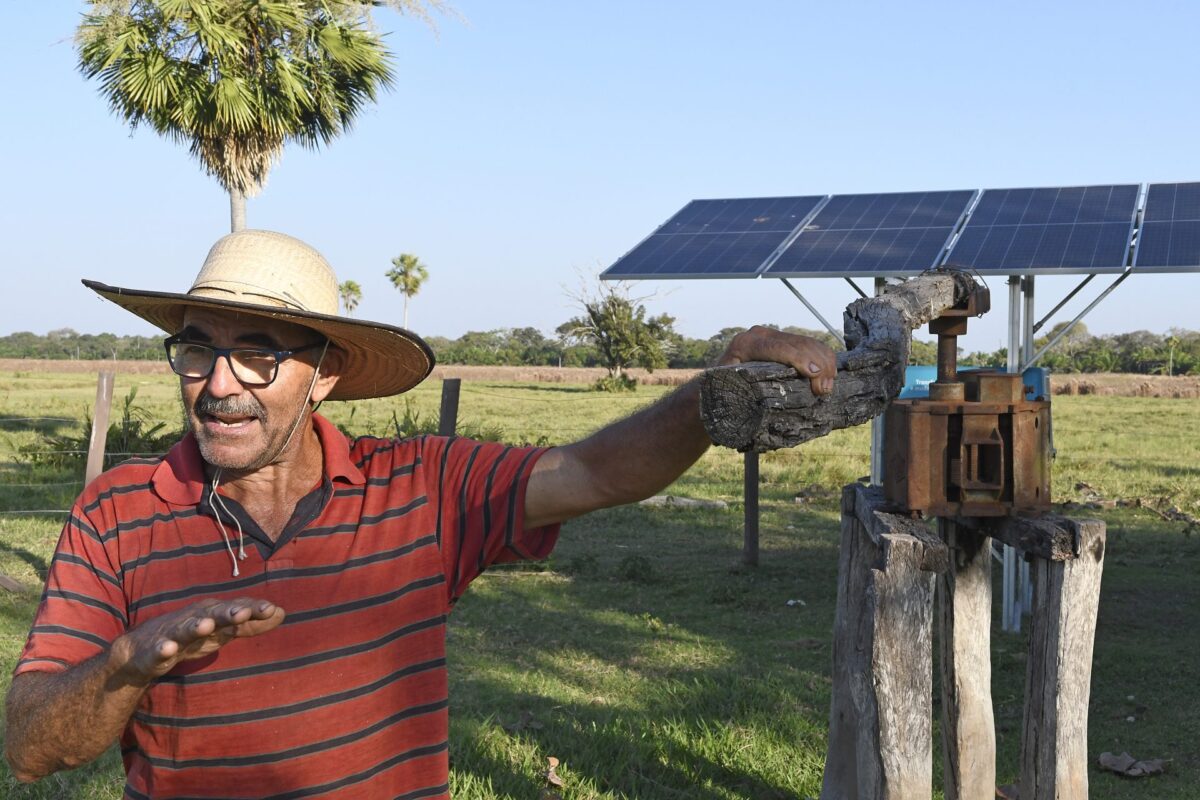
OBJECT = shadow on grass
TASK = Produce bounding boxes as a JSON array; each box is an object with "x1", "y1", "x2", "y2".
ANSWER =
[
  {"x1": 1103, "y1": 460, "x2": 1200, "y2": 480},
  {"x1": 0, "y1": 413, "x2": 81, "y2": 438},
  {"x1": 0, "y1": 541, "x2": 49, "y2": 580},
  {"x1": 447, "y1": 503, "x2": 839, "y2": 798}
]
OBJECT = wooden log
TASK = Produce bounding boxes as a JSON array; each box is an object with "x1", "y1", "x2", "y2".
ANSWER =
[
  {"x1": 937, "y1": 520, "x2": 996, "y2": 800},
  {"x1": 1020, "y1": 518, "x2": 1105, "y2": 800},
  {"x1": 0, "y1": 574, "x2": 29, "y2": 594},
  {"x1": 700, "y1": 271, "x2": 979, "y2": 452},
  {"x1": 956, "y1": 514, "x2": 1079, "y2": 561},
  {"x1": 821, "y1": 484, "x2": 940, "y2": 800}
]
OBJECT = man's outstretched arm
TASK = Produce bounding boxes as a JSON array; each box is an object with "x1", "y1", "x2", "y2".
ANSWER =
[
  {"x1": 4, "y1": 598, "x2": 283, "y2": 782},
  {"x1": 525, "y1": 327, "x2": 836, "y2": 528}
]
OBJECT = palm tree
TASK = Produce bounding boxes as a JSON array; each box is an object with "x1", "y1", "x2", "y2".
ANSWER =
[
  {"x1": 386, "y1": 253, "x2": 429, "y2": 329},
  {"x1": 75, "y1": 1, "x2": 439, "y2": 232},
  {"x1": 338, "y1": 280, "x2": 363, "y2": 316}
]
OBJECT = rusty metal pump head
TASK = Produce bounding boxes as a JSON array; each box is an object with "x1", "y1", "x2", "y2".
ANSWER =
[{"x1": 884, "y1": 283, "x2": 1051, "y2": 518}]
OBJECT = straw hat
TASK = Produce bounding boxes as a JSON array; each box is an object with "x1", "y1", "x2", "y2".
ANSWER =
[{"x1": 83, "y1": 229, "x2": 435, "y2": 401}]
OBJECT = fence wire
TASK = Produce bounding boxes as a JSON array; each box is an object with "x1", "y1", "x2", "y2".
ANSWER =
[{"x1": 3, "y1": 398, "x2": 1194, "y2": 518}]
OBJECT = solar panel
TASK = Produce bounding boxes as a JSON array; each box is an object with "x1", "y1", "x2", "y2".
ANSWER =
[
  {"x1": 601, "y1": 196, "x2": 826, "y2": 279},
  {"x1": 761, "y1": 190, "x2": 976, "y2": 277},
  {"x1": 1133, "y1": 182, "x2": 1200, "y2": 272},
  {"x1": 944, "y1": 184, "x2": 1139, "y2": 274}
]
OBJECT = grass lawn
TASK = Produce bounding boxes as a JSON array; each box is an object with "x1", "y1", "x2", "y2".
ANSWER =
[{"x1": 0, "y1": 369, "x2": 1198, "y2": 798}]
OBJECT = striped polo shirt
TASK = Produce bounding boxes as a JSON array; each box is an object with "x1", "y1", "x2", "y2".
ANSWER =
[{"x1": 15, "y1": 413, "x2": 559, "y2": 799}]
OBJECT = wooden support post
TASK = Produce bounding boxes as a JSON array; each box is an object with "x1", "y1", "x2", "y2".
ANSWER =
[
  {"x1": 84, "y1": 371, "x2": 115, "y2": 486},
  {"x1": 743, "y1": 451, "x2": 759, "y2": 566},
  {"x1": 1020, "y1": 518, "x2": 1105, "y2": 800},
  {"x1": 938, "y1": 520, "x2": 996, "y2": 800},
  {"x1": 438, "y1": 378, "x2": 461, "y2": 436},
  {"x1": 822, "y1": 485, "x2": 945, "y2": 800}
]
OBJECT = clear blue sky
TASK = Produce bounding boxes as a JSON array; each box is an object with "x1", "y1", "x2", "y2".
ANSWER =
[{"x1": 2, "y1": 2, "x2": 1198, "y2": 352}]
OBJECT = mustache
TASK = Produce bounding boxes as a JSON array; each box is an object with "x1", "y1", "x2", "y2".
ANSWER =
[{"x1": 193, "y1": 392, "x2": 267, "y2": 421}]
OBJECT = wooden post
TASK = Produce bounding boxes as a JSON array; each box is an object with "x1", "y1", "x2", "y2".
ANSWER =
[
  {"x1": 1020, "y1": 518, "x2": 1105, "y2": 800},
  {"x1": 84, "y1": 371, "x2": 115, "y2": 485},
  {"x1": 438, "y1": 378, "x2": 461, "y2": 436},
  {"x1": 743, "y1": 451, "x2": 759, "y2": 566},
  {"x1": 937, "y1": 520, "x2": 996, "y2": 800},
  {"x1": 821, "y1": 485, "x2": 946, "y2": 800}
]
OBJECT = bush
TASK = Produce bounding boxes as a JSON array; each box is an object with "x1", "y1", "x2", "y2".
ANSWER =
[
  {"x1": 615, "y1": 553, "x2": 657, "y2": 583},
  {"x1": 337, "y1": 399, "x2": 507, "y2": 443},
  {"x1": 20, "y1": 387, "x2": 181, "y2": 468},
  {"x1": 593, "y1": 374, "x2": 638, "y2": 393}
]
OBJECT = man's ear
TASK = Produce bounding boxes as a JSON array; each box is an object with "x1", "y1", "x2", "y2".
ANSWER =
[{"x1": 310, "y1": 346, "x2": 345, "y2": 404}]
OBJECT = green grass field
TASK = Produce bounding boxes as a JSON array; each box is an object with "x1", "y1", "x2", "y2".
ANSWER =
[{"x1": 1, "y1": 369, "x2": 1198, "y2": 798}]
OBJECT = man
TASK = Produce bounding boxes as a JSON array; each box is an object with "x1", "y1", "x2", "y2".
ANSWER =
[{"x1": 5, "y1": 229, "x2": 835, "y2": 798}]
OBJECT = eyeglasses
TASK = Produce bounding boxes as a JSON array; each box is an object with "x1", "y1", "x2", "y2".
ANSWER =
[{"x1": 164, "y1": 335, "x2": 327, "y2": 386}]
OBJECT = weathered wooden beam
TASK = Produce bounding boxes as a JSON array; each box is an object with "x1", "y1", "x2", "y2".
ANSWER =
[
  {"x1": 1020, "y1": 518, "x2": 1105, "y2": 800},
  {"x1": 851, "y1": 484, "x2": 948, "y2": 574},
  {"x1": 937, "y1": 521, "x2": 996, "y2": 800},
  {"x1": 956, "y1": 514, "x2": 1079, "y2": 561},
  {"x1": 0, "y1": 574, "x2": 30, "y2": 594},
  {"x1": 700, "y1": 271, "x2": 980, "y2": 452},
  {"x1": 821, "y1": 484, "x2": 940, "y2": 800}
]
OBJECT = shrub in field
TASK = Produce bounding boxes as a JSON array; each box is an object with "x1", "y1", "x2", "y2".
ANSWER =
[
  {"x1": 336, "y1": 400, "x2": 507, "y2": 444},
  {"x1": 593, "y1": 374, "x2": 638, "y2": 393},
  {"x1": 20, "y1": 387, "x2": 181, "y2": 467},
  {"x1": 615, "y1": 553, "x2": 657, "y2": 583}
]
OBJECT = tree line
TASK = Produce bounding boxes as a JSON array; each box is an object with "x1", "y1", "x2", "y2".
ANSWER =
[{"x1": 4, "y1": 322, "x2": 1197, "y2": 376}]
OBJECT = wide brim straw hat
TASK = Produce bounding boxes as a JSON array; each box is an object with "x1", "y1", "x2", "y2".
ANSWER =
[{"x1": 83, "y1": 229, "x2": 434, "y2": 401}]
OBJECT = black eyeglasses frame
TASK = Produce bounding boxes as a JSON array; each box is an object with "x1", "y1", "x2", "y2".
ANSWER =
[{"x1": 163, "y1": 335, "x2": 327, "y2": 386}]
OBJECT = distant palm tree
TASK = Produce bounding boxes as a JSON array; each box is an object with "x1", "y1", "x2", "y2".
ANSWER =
[
  {"x1": 75, "y1": 1, "x2": 438, "y2": 231},
  {"x1": 386, "y1": 254, "x2": 429, "y2": 329},
  {"x1": 338, "y1": 280, "x2": 363, "y2": 316}
]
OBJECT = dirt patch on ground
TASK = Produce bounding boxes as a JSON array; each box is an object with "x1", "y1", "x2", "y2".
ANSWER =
[{"x1": 4, "y1": 359, "x2": 1197, "y2": 397}]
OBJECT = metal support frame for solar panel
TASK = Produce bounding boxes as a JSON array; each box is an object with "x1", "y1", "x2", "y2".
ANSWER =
[{"x1": 601, "y1": 180, "x2": 1200, "y2": 634}]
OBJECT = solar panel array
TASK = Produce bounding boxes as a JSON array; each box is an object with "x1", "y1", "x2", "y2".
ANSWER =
[
  {"x1": 602, "y1": 196, "x2": 825, "y2": 279},
  {"x1": 945, "y1": 185, "x2": 1138, "y2": 274},
  {"x1": 763, "y1": 190, "x2": 976, "y2": 277},
  {"x1": 602, "y1": 181, "x2": 1200, "y2": 280},
  {"x1": 1134, "y1": 182, "x2": 1200, "y2": 272}
]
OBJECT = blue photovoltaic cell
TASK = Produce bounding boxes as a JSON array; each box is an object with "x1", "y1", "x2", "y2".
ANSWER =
[
  {"x1": 762, "y1": 190, "x2": 976, "y2": 277},
  {"x1": 602, "y1": 196, "x2": 826, "y2": 279},
  {"x1": 945, "y1": 185, "x2": 1138, "y2": 274},
  {"x1": 1134, "y1": 183, "x2": 1200, "y2": 272}
]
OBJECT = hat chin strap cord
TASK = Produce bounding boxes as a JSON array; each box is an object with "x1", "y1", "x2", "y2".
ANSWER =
[{"x1": 210, "y1": 340, "x2": 330, "y2": 577}]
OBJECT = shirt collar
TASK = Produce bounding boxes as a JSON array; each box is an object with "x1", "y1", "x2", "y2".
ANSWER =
[{"x1": 151, "y1": 412, "x2": 365, "y2": 506}]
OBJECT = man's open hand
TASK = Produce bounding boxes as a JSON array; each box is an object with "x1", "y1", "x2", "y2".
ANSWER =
[
  {"x1": 717, "y1": 325, "x2": 837, "y2": 395},
  {"x1": 110, "y1": 598, "x2": 285, "y2": 686}
]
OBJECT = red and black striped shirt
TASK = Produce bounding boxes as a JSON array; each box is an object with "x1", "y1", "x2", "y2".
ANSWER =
[{"x1": 15, "y1": 413, "x2": 559, "y2": 799}]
